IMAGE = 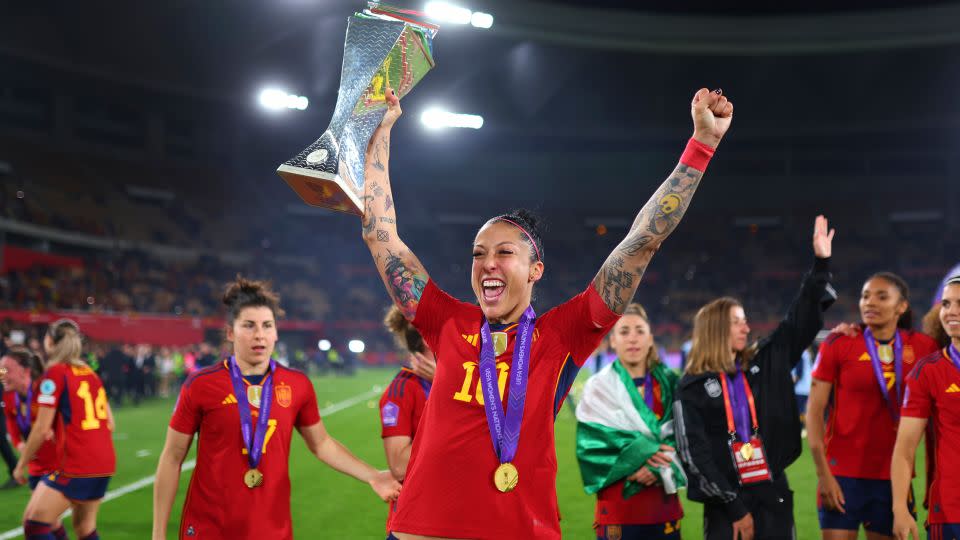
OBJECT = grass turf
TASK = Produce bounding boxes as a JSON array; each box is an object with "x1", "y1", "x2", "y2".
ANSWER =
[{"x1": 0, "y1": 368, "x2": 926, "y2": 539}]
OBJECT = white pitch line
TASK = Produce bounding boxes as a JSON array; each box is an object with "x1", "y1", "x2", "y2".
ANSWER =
[{"x1": 0, "y1": 385, "x2": 384, "y2": 540}]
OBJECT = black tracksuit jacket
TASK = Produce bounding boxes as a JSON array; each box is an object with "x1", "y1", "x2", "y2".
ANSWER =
[{"x1": 673, "y1": 257, "x2": 836, "y2": 521}]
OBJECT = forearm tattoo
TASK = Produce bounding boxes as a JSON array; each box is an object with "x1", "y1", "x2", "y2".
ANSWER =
[
  {"x1": 362, "y1": 130, "x2": 429, "y2": 321},
  {"x1": 594, "y1": 163, "x2": 704, "y2": 313},
  {"x1": 384, "y1": 250, "x2": 427, "y2": 320}
]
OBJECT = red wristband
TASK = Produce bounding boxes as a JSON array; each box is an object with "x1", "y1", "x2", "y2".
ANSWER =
[{"x1": 680, "y1": 137, "x2": 716, "y2": 171}]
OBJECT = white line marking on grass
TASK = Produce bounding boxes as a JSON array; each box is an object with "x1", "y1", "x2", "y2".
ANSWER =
[{"x1": 0, "y1": 386, "x2": 383, "y2": 540}]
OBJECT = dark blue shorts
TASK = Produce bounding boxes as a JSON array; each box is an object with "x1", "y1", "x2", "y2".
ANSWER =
[
  {"x1": 928, "y1": 523, "x2": 960, "y2": 540},
  {"x1": 818, "y1": 476, "x2": 915, "y2": 536},
  {"x1": 41, "y1": 472, "x2": 110, "y2": 501},
  {"x1": 596, "y1": 521, "x2": 681, "y2": 540},
  {"x1": 28, "y1": 474, "x2": 43, "y2": 491}
]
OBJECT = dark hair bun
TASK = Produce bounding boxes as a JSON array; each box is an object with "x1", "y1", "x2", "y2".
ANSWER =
[{"x1": 492, "y1": 208, "x2": 546, "y2": 262}]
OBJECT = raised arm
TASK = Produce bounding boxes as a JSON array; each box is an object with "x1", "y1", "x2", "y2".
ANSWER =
[
  {"x1": 361, "y1": 87, "x2": 430, "y2": 321},
  {"x1": 592, "y1": 88, "x2": 732, "y2": 314}
]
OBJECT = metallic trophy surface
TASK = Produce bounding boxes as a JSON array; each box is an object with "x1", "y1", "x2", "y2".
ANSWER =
[{"x1": 278, "y1": 4, "x2": 437, "y2": 215}]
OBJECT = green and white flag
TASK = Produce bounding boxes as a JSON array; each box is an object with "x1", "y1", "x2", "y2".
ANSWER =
[{"x1": 575, "y1": 360, "x2": 686, "y2": 498}]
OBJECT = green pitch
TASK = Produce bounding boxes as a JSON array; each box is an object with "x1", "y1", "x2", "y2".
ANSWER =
[{"x1": 0, "y1": 368, "x2": 927, "y2": 539}]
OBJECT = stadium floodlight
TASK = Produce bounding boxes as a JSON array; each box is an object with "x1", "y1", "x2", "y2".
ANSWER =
[
  {"x1": 318, "y1": 339, "x2": 332, "y2": 351},
  {"x1": 259, "y1": 88, "x2": 309, "y2": 111},
  {"x1": 470, "y1": 11, "x2": 493, "y2": 28},
  {"x1": 348, "y1": 339, "x2": 366, "y2": 353},
  {"x1": 421, "y1": 108, "x2": 484, "y2": 129},
  {"x1": 425, "y1": 2, "x2": 472, "y2": 24}
]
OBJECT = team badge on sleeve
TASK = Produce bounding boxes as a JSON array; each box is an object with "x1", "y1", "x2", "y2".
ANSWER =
[
  {"x1": 38, "y1": 379, "x2": 57, "y2": 405},
  {"x1": 382, "y1": 401, "x2": 399, "y2": 427}
]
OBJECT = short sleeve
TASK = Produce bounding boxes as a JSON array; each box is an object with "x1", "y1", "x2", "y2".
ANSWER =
[
  {"x1": 36, "y1": 370, "x2": 64, "y2": 409},
  {"x1": 902, "y1": 363, "x2": 934, "y2": 419},
  {"x1": 379, "y1": 376, "x2": 418, "y2": 439},
  {"x1": 542, "y1": 284, "x2": 620, "y2": 367},
  {"x1": 811, "y1": 335, "x2": 841, "y2": 383},
  {"x1": 295, "y1": 377, "x2": 321, "y2": 427},
  {"x1": 412, "y1": 280, "x2": 475, "y2": 353},
  {"x1": 169, "y1": 381, "x2": 201, "y2": 434}
]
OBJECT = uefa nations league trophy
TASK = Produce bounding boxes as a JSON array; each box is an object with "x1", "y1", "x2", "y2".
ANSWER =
[{"x1": 277, "y1": 4, "x2": 437, "y2": 215}]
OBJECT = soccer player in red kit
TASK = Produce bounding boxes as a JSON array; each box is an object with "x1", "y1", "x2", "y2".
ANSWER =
[
  {"x1": 16, "y1": 319, "x2": 116, "y2": 540},
  {"x1": 807, "y1": 273, "x2": 939, "y2": 539},
  {"x1": 359, "y1": 85, "x2": 732, "y2": 539},
  {"x1": 892, "y1": 276, "x2": 960, "y2": 540},
  {"x1": 152, "y1": 277, "x2": 400, "y2": 540},
  {"x1": 1, "y1": 347, "x2": 67, "y2": 540},
  {"x1": 1, "y1": 347, "x2": 58, "y2": 490},
  {"x1": 380, "y1": 306, "x2": 435, "y2": 529}
]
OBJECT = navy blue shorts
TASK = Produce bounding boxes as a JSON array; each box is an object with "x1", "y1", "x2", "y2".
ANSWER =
[
  {"x1": 818, "y1": 476, "x2": 915, "y2": 536},
  {"x1": 41, "y1": 472, "x2": 110, "y2": 501},
  {"x1": 28, "y1": 474, "x2": 43, "y2": 491},
  {"x1": 928, "y1": 523, "x2": 960, "y2": 540},
  {"x1": 596, "y1": 521, "x2": 681, "y2": 540}
]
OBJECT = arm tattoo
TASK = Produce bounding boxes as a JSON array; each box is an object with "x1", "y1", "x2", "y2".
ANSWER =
[
  {"x1": 385, "y1": 195, "x2": 393, "y2": 212},
  {"x1": 361, "y1": 195, "x2": 376, "y2": 236},
  {"x1": 376, "y1": 229, "x2": 390, "y2": 242},
  {"x1": 594, "y1": 162, "x2": 704, "y2": 313},
  {"x1": 384, "y1": 250, "x2": 426, "y2": 319},
  {"x1": 371, "y1": 135, "x2": 387, "y2": 172}
]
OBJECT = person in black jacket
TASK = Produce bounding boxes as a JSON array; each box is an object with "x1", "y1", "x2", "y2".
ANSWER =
[{"x1": 674, "y1": 215, "x2": 838, "y2": 540}]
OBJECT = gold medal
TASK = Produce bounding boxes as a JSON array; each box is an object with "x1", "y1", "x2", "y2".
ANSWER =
[
  {"x1": 739, "y1": 442, "x2": 754, "y2": 461},
  {"x1": 494, "y1": 462, "x2": 519, "y2": 493},
  {"x1": 243, "y1": 468, "x2": 264, "y2": 489}
]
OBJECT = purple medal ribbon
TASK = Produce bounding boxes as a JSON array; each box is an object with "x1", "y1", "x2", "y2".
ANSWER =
[
  {"x1": 227, "y1": 357, "x2": 275, "y2": 470},
  {"x1": 478, "y1": 306, "x2": 536, "y2": 464},
  {"x1": 948, "y1": 344, "x2": 960, "y2": 372},
  {"x1": 723, "y1": 370, "x2": 753, "y2": 442},
  {"x1": 13, "y1": 383, "x2": 33, "y2": 438},
  {"x1": 863, "y1": 328, "x2": 904, "y2": 419},
  {"x1": 642, "y1": 373, "x2": 655, "y2": 410}
]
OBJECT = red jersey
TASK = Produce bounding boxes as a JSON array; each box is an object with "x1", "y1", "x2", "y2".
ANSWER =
[
  {"x1": 169, "y1": 361, "x2": 321, "y2": 540},
  {"x1": 812, "y1": 329, "x2": 938, "y2": 479},
  {"x1": 390, "y1": 280, "x2": 619, "y2": 539},
  {"x1": 595, "y1": 377, "x2": 683, "y2": 526},
  {"x1": 37, "y1": 362, "x2": 115, "y2": 477},
  {"x1": 2, "y1": 382, "x2": 59, "y2": 477},
  {"x1": 379, "y1": 367, "x2": 431, "y2": 440},
  {"x1": 380, "y1": 368, "x2": 431, "y2": 531},
  {"x1": 902, "y1": 349, "x2": 960, "y2": 524}
]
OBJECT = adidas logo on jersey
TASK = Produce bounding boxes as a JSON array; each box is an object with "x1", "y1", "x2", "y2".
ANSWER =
[
  {"x1": 462, "y1": 334, "x2": 479, "y2": 346},
  {"x1": 947, "y1": 383, "x2": 960, "y2": 394},
  {"x1": 222, "y1": 394, "x2": 238, "y2": 404}
]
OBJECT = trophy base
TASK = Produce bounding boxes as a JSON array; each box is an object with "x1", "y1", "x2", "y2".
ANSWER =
[{"x1": 277, "y1": 164, "x2": 363, "y2": 216}]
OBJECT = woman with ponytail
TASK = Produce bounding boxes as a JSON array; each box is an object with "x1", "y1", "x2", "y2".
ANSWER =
[
  {"x1": 576, "y1": 303, "x2": 684, "y2": 539},
  {"x1": 16, "y1": 319, "x2": 115, "y2": 540},
  {"x1": 807, "y1": 272, "x2": 939, "y2": 539}
]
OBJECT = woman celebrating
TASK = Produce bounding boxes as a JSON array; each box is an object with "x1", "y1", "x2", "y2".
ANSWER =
[
  {"x1": 152, "y1": 277, "x2": 400, "y2": 540},
  {"x1": 576, "y1": 303, "x2": 684, "y2": 540},
  {"x1": 380, "y1": 306, "x2": 436, "y2": 531},
  {"x1": 892, "y1": 275, "x2": 960, "y2": 540},
  {"x1": 380, "y1": 305, "x2": 435, "y2": 483},
  {"x1": 675, "y1": 216, "x2": 838, "y2": 540},
  {"x1": 361, "y1": 84, "x2": 732, "y2": 539},
  {"x1": 2, "y1": 347, "x2": 68, "y2": 540},
  {"x1": 807, "y1": 272, "x2": 939, "y2": 540},
  {"x1": 16, "y1": 319, "x2": 115, "y2": 540},
  {"x1": 2, "y1": 346, "x2": 57, "y2": 490}
]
